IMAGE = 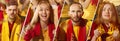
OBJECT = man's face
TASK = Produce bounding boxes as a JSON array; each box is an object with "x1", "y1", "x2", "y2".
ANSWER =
[
  {"x1": 69, "y1": 4, "x2": 83, "y2": 22},
  {"x1": 6, "y1": 5, "x2": 18, "y2": 19}
]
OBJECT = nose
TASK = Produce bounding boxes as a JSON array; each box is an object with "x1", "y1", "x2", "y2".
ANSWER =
[
  {"x1": 43, "y1": 10, "x2": 46, "y2": 14},
  {"x1": 74, "y1": 11, "x2": 78, "y2": 16},
  {"x1": 42, "y1": 10, "x2": 47, "y2": 16},
  {"x1": 10, "y1": 10, "x2": 14, "y2": 14},
  {"x1": 105, "y1": 9, "x2": 110, "y2": 14}
]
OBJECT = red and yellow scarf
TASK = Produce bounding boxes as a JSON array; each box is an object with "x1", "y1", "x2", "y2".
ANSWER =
[
  {"x1": 24, "y1": 22, "x2": 55, "y2": 41},
  {"x1": 67, "y1": 20, "x2": 86, "y2": 41},
  {"x1": 1, "y1": 16, "x2": 22, "y2": 41}
]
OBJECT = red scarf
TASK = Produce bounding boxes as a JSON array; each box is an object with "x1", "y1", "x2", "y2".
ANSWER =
[
  {"x1": 90, "y1": 23, "x2": 109, "y2": 40},
  {"x1": 90, "y1": 22, "x2": 98, "y2": 40},
  {"x1": 8, "y1": 21, "x2": 15, "y2": 35},
  {"x1": 67, "y1": 20, "x2": 86, "y2": 41},
  {"x1": 91, "y1": 0, "x2": 98, "y2": 6},
  {"x1": 0, "y1": 10, "x2": 3, "y2": 20},
  {"x1": 102, "y1": 24, "x2": 108, "y2": 32},
  {"x1": 0, "y1": 10, "x2": 4, "y2": 33},
  {"x1": 24, "y1": 22, "x2": 55, "y2": 41},
  {"x1": 58, "y1": 4, "x2": 62, "y2": 19},
  {"x1": 24, "y1": 8, "x2": 33, "y2": 25}
]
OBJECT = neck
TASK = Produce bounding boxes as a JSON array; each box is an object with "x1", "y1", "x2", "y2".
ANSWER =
[
  {"x1": 8, "y1": 18, "x2": 15, "y2": 24},
  {"x1": 40, "y1": 20, "x2": 48, "y2": 29},
  {"x1": 72, "y1": 21, "x2": 80, "y2": 26},
  {"x1": 104, "y1": 21, "x2": 110, "y2": 28}
]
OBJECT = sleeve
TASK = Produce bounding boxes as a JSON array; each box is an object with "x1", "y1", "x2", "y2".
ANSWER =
[{"x1": 24, "y1": 29, "x2": 35, "y2": 41}]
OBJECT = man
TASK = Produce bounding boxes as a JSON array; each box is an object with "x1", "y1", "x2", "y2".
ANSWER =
[
  {"x1": 1, "y1": 1, "x2": 22, "y2": 41},
  {"x1": 57, "y1": 2, "x2": 91, "y2": 41}
]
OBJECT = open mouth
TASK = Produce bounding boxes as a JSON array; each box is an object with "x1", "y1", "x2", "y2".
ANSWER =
[
  {"x1": 10, "y1": 13, "x2": 15, "y2": 16},
  {"x1": 41, "y1": 14, "x2": 47, "y2": 18},
  {"x1": 104, "y1": 15, "x2": 110, "y2": 17},
  {"x1": 72, "y1": 17, "x2": 79, "y2": 21}
]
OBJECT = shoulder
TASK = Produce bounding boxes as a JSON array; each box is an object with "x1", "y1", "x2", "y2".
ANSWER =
[
  {"x1": 16, "y1": 16, "x2": 22, "y2": 25},
  {"x1": 59, "y1": 19, "x2": 70, "y2": 28},
  {"x1": 86, "y1": 20, "x2": 92, "y2": 27},
  {"x1": 59, "y1": 19, "x2": 71, "y2": 32}
]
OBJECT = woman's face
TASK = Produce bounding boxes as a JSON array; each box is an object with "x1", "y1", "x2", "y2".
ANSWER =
[
  {"x1": 38, "y1": 3, "x2": 50, "y2": 22},
  {"x1": 102, "y1": 4, "x2": 113, "y2": 21}
]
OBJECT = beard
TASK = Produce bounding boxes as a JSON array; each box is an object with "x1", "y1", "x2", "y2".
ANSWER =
[{"x1": 71, "y1": 17, "x2": 83, "y2": 23}]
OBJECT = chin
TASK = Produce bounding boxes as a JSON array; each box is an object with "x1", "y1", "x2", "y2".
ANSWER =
[
  {"x1": 9, "y1": 17, "x2": 15, "y2": 19},
  {"x1": 72, "y1": 18, "x2": 79, "y2": 21},
  {"x1": 104, "y1": 18, "x2": 110, "y2": 20},
  {"x1": 72, "y1": 20, "x2": 79, "y2": 22},
  {"x1": 42, "y1": 19, "x2": 48, "y2": 22}
]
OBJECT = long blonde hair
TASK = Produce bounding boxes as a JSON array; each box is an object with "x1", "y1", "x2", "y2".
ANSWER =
[{"x1": 30, "y1": 0, "x2": 54, "y2": 25}]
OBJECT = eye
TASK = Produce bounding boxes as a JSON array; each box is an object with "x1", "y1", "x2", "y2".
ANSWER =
[
  {"x1": 46, "y1": 8, "x2": 50, "y2": 11},
  {"x1": 13, "y1": 9, "x2": 17, "y2": 11},
  {"x1": 8, "y1": 9, "x2": 12, "y2": 11},
  {"x1": 77, "y1": 10, "x2": 82, "y2": 13},
  {"x1": 109, "y1": 8, "x2": 112, "y2": 11},
  {"x1": 103, "y1": 8, "x2": 106, "y2": 11},
  {"x1": 39, "y1": 9, "x2": 43, "y2": 11},
  {"x1": 71, "y1": 10, "x2": 75, "y2": 12}
]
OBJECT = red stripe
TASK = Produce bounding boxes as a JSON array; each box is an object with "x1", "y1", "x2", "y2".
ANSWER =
[
  {"x1": 24, "y1": 22, "x2": 55, "y2": 41},
  {"x1": 67, "y1": 20, "x2": 86, "y2": 41},
  {"x1": 58, "y1": 5, "x2": 62, "y2": 19},
  {"x1": 91, "y1": 0, "x2": 98, "y2": 6},
  {"x1": 24, "y1": 8, "x2": 32, "y2": 25}
]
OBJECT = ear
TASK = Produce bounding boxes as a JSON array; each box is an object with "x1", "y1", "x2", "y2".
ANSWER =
[
  {"x1": 81, "y1": 12, "x2": 84, "y2": 16},
  {"x1": 5, "y1": 9, "x2": 7, "y2": 12},
  {"x1": 17, "y1": 9, "x2": 19, "y2": 14}
]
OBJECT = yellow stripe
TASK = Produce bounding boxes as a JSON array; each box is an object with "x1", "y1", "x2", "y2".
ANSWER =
[{"x1": 1, "y1": 16, "x2": 22, "y2": 41}]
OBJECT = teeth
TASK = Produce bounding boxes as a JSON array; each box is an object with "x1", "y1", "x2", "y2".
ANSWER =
[
  {"x1": 42, "y1": 15, "x2": 47, "y2": 17},
  {"x1": 41, "y1": 14, "x2": 47, "y2": 17},
  {"x1": 42, "y1": 15, "x2": 47, "y2": 18}
]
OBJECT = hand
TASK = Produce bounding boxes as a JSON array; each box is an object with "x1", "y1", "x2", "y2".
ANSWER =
[
  {"x1": 94, "y1": 29, "x2": 101, "y2": 38},
  {"x1": 112, "y1": 30, "x2": 119, "y2": 39},
  {"x1": 91, "y1": 29, "x2": 101, "y2": 41},
  {"x1": 23, "y1": 24, "x2": 33, "y2": 34}
]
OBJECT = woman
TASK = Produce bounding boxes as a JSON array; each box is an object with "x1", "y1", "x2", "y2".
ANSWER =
[
  {"x1": 90, "y1": 1, "x2": 120, "y2": 41},
  {"x1": 24, "y1": 1, "x2": 55, "y2": 41}
]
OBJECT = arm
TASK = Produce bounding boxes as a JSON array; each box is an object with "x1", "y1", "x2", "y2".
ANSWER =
[
  {"x1": 112, "y1": 30, "x2": 120, "y2": 41},
  {"x1": 65, "y1": 0, "x2": 72, "y2": 5},
  {"x1": 79, "y1": 0, "x2": 91, "y2": 9},
  {"x1": 91, "y1": 29, "x2": 101, "y2": 41}
]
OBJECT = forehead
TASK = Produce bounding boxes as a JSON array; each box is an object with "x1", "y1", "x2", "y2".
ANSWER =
[
  {"x1": 69, "y1": 4, "x2": 82, "y2": 10},
  {"x1": 6, "y1": 5, "x2": 17, "y2": 9},
  {"x1": 37, "y1": 3, "x2": 50, "y2": 9},
  {"x1": 103, "y1": 4, "x2": 112, "y2": 9}
]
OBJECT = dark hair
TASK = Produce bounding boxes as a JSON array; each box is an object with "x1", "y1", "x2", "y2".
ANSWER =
[
  {"x1": 6, "y1": 0, "x2": 18, "y2": 6},
  {"x1": 0, "y1": 2, "x2": 6, "y2": 9}
]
